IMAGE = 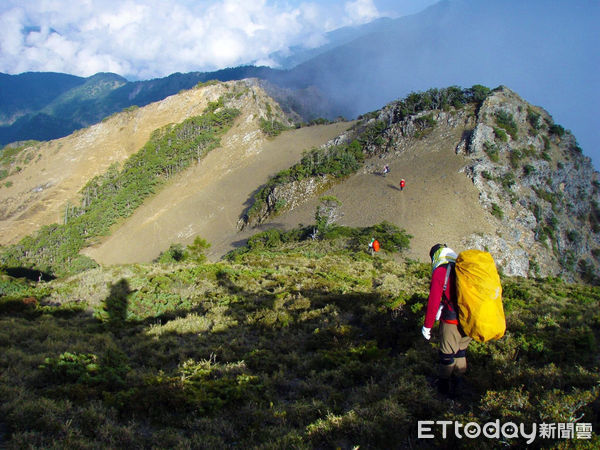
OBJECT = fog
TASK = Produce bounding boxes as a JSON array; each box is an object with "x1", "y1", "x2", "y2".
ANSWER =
[{"x1": 285, "y1": 0, "x2": 599, "y2": 168}]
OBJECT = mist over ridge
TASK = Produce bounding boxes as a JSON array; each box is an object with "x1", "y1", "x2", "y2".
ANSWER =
[{"x1": 1, "y1": 0, "x2": 598, "y2": 168}]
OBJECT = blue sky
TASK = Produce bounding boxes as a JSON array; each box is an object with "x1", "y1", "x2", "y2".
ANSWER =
[
  {"x1": 0, "y1": 0, "x2": 598, "y2": 169},
  {"x1": 0, "y1": 0, "x2": 438, "y2": 79}
]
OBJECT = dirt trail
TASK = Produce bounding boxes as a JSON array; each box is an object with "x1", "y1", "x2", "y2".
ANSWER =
[
  {"x1": 244, "y1": 124, "x2": 496, "y2": 263},
  {"x1": 83, "y1": 122, "x2": 353, "y2": 264}
]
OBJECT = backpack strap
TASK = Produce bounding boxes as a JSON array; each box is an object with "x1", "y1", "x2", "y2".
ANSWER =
[{"x1": 442, "y1": 262, "x2": 455, "y2": 298}]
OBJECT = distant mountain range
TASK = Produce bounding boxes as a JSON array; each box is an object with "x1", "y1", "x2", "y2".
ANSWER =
[{"x1": 1, "y1": 0, "x2": 597, "y2": 163}]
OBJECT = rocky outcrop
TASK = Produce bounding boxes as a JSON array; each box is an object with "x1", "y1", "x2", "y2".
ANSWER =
[
  {"x1": 240, "y1": 175, "x2": 333, "y2": 229},
  {"x1": 457, "y1": 86, "x2": 600, "y2": 281},
  {"x1": 242, "y1": 85, "x2": 599, "y2": 282}
]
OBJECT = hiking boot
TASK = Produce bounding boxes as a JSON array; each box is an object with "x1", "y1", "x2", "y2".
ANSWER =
[
  {"x1": 437, "y1": 377, "x2": 451, "y2": 396},
  {"x1": 450, "y1": 375, "x2": 467, "y2": 399}
]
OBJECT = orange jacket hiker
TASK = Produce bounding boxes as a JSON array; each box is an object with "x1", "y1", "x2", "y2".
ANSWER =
[{"x1": 372, "y1": 239, "x2": 380, "y2": 252}]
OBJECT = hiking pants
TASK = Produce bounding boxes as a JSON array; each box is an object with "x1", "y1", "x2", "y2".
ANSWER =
[{"x1": 439, "y1": 321, "x2": 472, "y2": 379}]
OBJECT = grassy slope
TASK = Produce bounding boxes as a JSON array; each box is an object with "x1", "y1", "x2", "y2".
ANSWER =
[
  {"x1": 1, "y1": 238, "x2": 598, "y2": 448},
  {"x1": 0, "y1": 82, "x2": 234, "y2": 246}
]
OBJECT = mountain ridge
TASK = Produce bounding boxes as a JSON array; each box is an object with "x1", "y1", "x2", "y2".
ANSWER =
[
  {"x1": 1, "y1": 0, "x2": 597, "y2": 170},
  {"x1": 1, "y1": 81, "x2": 597, "y2": 283}
]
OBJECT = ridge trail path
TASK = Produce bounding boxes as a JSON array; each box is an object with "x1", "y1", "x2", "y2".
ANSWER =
[{"x1": 83, "y1": 122, "x2": 354, "y2": 264}]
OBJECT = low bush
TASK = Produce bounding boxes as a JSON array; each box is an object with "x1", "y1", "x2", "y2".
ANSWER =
[{"x1": 495, "y1": 110, "x2": 518, "y2": 140}]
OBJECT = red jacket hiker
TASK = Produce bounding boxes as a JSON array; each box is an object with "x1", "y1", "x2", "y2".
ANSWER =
[
  {"x1": 400, "y1": 179, "x2": 406, "y2": 190},
  {"x1": 423, "y1": 264, "x2": 458, "y2": 329},
  {"x1": 372, "y1": 239, "x2": 380, "y2": 252},
  {"x1": 422, "y1": 244, "x2": 472, "y2": 397}
]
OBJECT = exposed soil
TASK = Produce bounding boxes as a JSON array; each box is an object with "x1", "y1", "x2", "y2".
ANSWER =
[
  {"x1": 1, "y1": 81, "x2": 496, "y2": 267},
  {"x1": 82, "y1": 121, "x2": 354, "y2": 264},
  {"x1": 0, "y1": 83, "x2": 229, "y2": 244},
  {"x1": 249, "y1": 124, "x2": 495, "y2": 262}
]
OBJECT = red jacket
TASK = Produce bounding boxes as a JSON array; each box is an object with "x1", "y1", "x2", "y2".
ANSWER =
[{"x1": 424, "y1": 264, "x2": 458, "y2": 328}]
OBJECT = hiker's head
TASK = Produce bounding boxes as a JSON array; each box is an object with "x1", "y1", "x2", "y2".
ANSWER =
[
  {"x1": 430, "y1": 244, "x2": 458, "y2": 272},
  {"x1": 429, "y1": 244, "x2": 444, "y2": 261}
]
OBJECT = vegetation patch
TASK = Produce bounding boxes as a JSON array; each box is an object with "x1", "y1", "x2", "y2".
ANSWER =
[
  {"x1": 484, "y1": 141, "x2": 499, "y2": 162},
  {"x1": 495, "y1": 110, "x2": 518, "y2": 140},
  {"x1": 259, "y1": 117, "x2": 290, "y2": 137},
  {"x1": 491, "y1": 202, "x2": 504, "y2": 219},
  {"x1": 245, "y1": 140, "x2": 364, "y2": 224}
]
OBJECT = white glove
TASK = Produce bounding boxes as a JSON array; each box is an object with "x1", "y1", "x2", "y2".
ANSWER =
[
  {"x1": 435, "y1": 304, "x2": 443, "y2": 321},
  {"x1": 422, "y1": 326, "x2": 431, "y2": 340}
]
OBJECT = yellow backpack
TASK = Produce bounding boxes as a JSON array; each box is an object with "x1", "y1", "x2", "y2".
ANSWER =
[{"x1": 454, "y1": 249, "x2": 505, "y2": 342}]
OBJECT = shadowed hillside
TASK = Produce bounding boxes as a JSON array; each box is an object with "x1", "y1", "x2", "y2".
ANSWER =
[{"x1": 0, "y1": 236, "x2": 598, "y2": 448}]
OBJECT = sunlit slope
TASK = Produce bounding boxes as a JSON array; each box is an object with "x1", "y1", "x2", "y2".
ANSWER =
[
  {"x1": 83, "y1": 122, "x2": 352, "y2": 264},
  {"x1": 0, "y1": 82, "x2": 236, "y2": 245},
  {"x1": 85, "y1": 107, "x2": 493, "y2": 265},
  {"x1": 255, "y1": 119, "x2": 495, "y2": 263}
]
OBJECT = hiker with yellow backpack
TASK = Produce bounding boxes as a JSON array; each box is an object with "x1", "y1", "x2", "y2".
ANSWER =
[{"x1": 422, "y1": 244, "x2": 505, "y2": 397}]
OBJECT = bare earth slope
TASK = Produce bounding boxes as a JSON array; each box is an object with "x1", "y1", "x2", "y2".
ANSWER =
[
  {"x1": 85, "y1": 113, "x2": 492, "y2": 265},
  {"x1": 83, "y1": 122, "x2": 352, "y2": 264},
  {"x1": 2, "y1": 79, "x2": 495, "y2": 267},
  {"x1": 253, "y1": 121, "x2": 495, "y2": 263}
]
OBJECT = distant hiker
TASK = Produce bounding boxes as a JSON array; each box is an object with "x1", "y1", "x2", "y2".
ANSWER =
[
  {"x1": 422, "y1": 244, "x2": 471, "y2": 397},
  {"x1": 400, "y1": 179, "x2": 406, "y2": 191},
  {"x1": 383, "y1": 165, "x2": 390, "y2": 176},
  {"x1": 368, "y1": 237, "x2": 380, "y2": 256}
]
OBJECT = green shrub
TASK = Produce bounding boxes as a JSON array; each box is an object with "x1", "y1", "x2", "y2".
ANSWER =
[
  {"x1": 527, "y1": 107, "x2": 541, "y2": 130},
  {"x1": 155, "y1": 244, "x2": 186, "y2": 263},
  {"x1": 542, "y1": 135, "x2": 551, "y2": 151},
  {"x1": 495, "y1": 110, "x2": 518, "y2": 140},
  {"x1": 195, "y1": 80, "x2": 219, "y2": 88},
  {"x1": 500, "y1": 172, "x2": 516, "y2": 191},
  {"x1": 508, "y1": 149, "x2": 522, "y2": 168},
  {"x1": 415, "y1": 113, "x2": 436, "y2": 129},
  {"x1": 187, "y1": 236, "x2": 211, "y2": 263},
  {"x1": 259, "y1": 118, "x2": 289, "y2": 137},
  {"x1": 549, "y1": 124, "x2": 565, "y2": 137},
  {"x1": 494, "y1": 127, "x2": 508, "y2": 142},
  {"x1": 468, "y1": 84, "x2": 492, "y2": 107},
  {"x1": 522, "y1": 164, "x2": 535, "y2": 176},
  {"x1": 484, "y1": 141, "x2": 499, "y2": 162},
  {"x1": 491, "y1": 202, "x2": 504, "y2": 219},
  {"x1": 309, "y1": 118, "x2": 331, "y2": 126}
]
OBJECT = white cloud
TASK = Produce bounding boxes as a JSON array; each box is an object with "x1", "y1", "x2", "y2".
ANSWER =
[
  {"x1": 0, "y1": 0, "x2": 385, "y2": 79},
  {"x1": 344, "y1": 0, "x2": 379, "y2": 24}
]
